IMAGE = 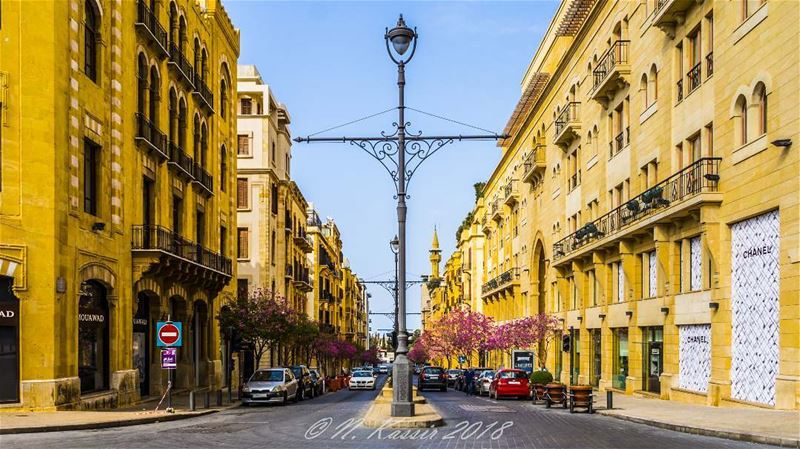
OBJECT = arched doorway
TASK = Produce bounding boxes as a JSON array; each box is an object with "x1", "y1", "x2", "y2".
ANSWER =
[
  {"x1": 532, "y1": 240, "x2": 548, "y2": 368},
  {"x1": 0, "y1": 275, "x2": 20, "y2": 403},
  {"x1": 78, "y1": 281, "x2": 109, "y2": 393},
  {"x1": 133, "y1": 292, "x2": 153, "y2": 397}
]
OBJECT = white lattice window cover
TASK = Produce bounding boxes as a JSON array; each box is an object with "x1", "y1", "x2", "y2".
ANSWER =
[
  {"x1": 648, "y1": 251, "x2": 657, "y2": 298},
  {"x1": 678, "y1": 324, "x2": 711, "y2": 393},
  {"x1": 690, "y1": 236, "x2": 702, "y2": 291},
  {"x1": 617, "y1": 263, "x2": 624, "y2": 302},
  {"x1": 731, "y1": 210, "x2": 780, "y2": 406}
]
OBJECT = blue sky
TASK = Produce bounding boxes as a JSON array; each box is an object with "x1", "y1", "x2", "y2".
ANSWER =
[{"x1": 226, "y1": 1, "x2": 558, "y2": 335}]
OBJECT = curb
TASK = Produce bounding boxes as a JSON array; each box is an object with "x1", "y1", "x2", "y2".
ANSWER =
[
  {"x1": 598, "y1": 410, "x2": 800, "y2": 449},
  {"x1": 0, "y1": 405, "x2": 237, "y2": 435}
]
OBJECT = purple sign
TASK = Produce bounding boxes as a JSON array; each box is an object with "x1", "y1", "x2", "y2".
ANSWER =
[{"x1": 161, "y1": 348, "x2": 177, "y2": 369}]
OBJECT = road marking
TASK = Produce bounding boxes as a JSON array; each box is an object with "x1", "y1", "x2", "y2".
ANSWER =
[{"x1": 459, "y1": 404, "x2": 515, "y2": 413}]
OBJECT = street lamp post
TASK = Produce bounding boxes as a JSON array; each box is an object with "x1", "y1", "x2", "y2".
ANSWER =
[{"x1": 295, "y1": 14, "x2": 507, "y2": 417}]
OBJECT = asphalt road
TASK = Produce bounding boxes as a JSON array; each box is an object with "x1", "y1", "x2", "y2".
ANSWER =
[{"x1": 1, "y1": 375, "x2": 780, "y2": 449}]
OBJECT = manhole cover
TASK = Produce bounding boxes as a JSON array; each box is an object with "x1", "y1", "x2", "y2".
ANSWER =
[{"x1": 459, "y1": 405, "x2": 514, "y2": 413}]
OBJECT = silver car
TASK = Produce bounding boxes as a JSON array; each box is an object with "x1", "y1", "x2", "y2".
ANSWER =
[
  {"x1": 242, "y1": 368, "x2": 298, "y2": 406},
  {"x1": 477, "y1": 370, "x2": 495, "y2": 396}
]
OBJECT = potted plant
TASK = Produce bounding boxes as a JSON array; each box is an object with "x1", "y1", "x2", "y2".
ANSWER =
[
  {"x1": 530, "y1": 369, "x2": 553, "y2": 403},
  {"x1": 544, "y1": 382, "x2": 567, "y2": 408},
  {"x1": 568, "y1": 385, "x2": 594, "y2": 413}
]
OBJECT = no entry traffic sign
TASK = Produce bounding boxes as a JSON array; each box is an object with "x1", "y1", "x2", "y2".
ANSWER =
[{"x1": 156, "y1": 321, "x2": 183, "y2": 347}]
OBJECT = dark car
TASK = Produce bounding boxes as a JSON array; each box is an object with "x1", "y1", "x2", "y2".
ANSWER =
[
  {"x1": 309, "y1": 368, "x2": 324, "y2": 396},
  {"x1": 418, "y1": 366, "x2": 447, "y2": 392},
  {"x1": 462, "y1": 367, "x2": 491, "y2": 393},
  {"x1": 290, "y1": 365, "x2": 314, "y2": 400}
]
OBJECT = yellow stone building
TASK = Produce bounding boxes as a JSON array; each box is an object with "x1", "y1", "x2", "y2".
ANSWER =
[
  {"x1": 445, "y1": 0, "x2": 798, "y2": 410},
  {"x1": 0, "y1": 0, "x2": 239, "y2": 409},
  {"x1": 235, "y1": 64, "x2": 314, "y2": 371}
]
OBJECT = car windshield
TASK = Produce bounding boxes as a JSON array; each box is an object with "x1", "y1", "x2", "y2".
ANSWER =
[
  {"x1": 424, "y1": 368, "x2": 444, "y2": 374},
  {"x1": 353, "y1": 371, "x2": 372, "y2": 377},
  {"x1": 481, "y1": 371, "x2": 495, "y2": 378},
  {"x1": 250, "y1": 370, "x2": 283, "y2": 382},
  {"x1": 290, "y1": 367, "x2": 302, "y2": 377},
  {"x1": 499, "y1": 370, "x2": 527, "y2": 379},
  {"x1": 448, "y1": 370, "x2": 462, "y2": 375}
]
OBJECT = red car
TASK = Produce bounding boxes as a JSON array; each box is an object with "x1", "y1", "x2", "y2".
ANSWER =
[{"x1": 489, "y1": 369, "x2": 530, "y2": 400}]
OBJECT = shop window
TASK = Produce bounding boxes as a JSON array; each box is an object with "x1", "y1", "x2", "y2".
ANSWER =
[
  {"x1": 642, "y1": 326, "x2": 663, "y2": 393},
  {"x1": 78, "y1": 281, "x2": 109, "y2": 393},
  {"x1": 612, "y1": 328, "x2": 628, "y2": 390}
]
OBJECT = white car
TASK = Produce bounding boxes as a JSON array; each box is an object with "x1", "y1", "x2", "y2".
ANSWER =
[{"x1": 349, "y1": 370, "x2": 376, "y2": 390}]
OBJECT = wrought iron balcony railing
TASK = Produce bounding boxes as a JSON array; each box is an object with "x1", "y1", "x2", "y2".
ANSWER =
[
  {"x1": 522, "y1": 145, "x2": 547, "y2": 185},
  {"x1": 168, "y1": 43, "x2": 194, "y2": 87},
  {"x1": 135, "y1": 0, "x2": 168, "y2": 57},
  {"x1": 555, "y1": 102, "x2": 579, "y2": 137},
  {"x1": 676, "y1": 79, "x2": 684, "y2": 102},
  {"x1": 132, "y1": 224, "x2": 232, "y2": 276},
  {"x1": 568, "y1": 170, "x2": 581, "y2": 191},
  {"x1": 687, "y1": 62, "x2": 702, "y2": 93},
  {"x1": 193, "y1": 162, "x2": 213, "y2": 195},
  {"x1": 609, "y1": 126, "x2": 629, "y2": 159},
  {"x1": 192, "y1": 73, "x2": 214, "y2": 112},
  {"x1": 482, "y1": 268, "x2": 519, "y2": 296},
  {"x1": 593, "y1": 40, "x2": 629, "y2": 90},
  {"x1": 503, "y1": 180, "x2": 518, "y2": 205},
  {"x1": 167, "y1": 141, "x2": 194, "y2": 179},
  {"x1": 135, "y1": 113, "x2": 168, "y2": 160},
  {"x1": 553, "y1": 157, "x2": 721, "y2": 261}
]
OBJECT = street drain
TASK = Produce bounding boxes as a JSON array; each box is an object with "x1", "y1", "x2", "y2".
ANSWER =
[{"x1": 459, "y1": 405, "x2": 515, "y2": 413}]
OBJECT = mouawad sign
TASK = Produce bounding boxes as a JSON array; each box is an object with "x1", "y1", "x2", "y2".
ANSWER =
[{"x1": 730, "y1": 210, "x2": 780, "y2": 406}]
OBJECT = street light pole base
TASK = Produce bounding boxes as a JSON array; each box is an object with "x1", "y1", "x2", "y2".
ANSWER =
[{"x1": 390, "y1": 354, "x2": 415, "y2": 417}]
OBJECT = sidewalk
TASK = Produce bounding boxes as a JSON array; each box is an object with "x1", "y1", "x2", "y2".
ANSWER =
[
  {"x1": 594, "y1": 392, "x2": 800, "y2": 448},
  {"x1": 0, "y1": 390, "x2": 240, "y2": 435}
]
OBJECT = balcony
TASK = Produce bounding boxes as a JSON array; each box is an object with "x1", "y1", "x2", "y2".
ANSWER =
[
  {"x1": 609, "y1": 126, "x2": 630, "y2": 159},
  {"x1": 591, "y1": 40, "x2": 630, "y2": 104},
  {"x1": 652, "y1": 0, "x2": 697, "y2": 37},
  {"x1": 490, "y1": 200, "x2": 503, "y2": 222},
  {"x1": 553, "y1": 157, "x2": 721, "y2": 263},
  {"x1": 167, "y1": 141, "x2": 194, "y2": 180},
  {"x1": 131, "y1": 224, "x2": 232, "y2": 292},
  {"x1": 503, "y1": 180, "x2": 519, "y2": 206},
  {"x1": 293, "y1": 268, "x2": 313, "y2": 292},
  {"x1": 554, "y1": 102, "x2": 581, "y2": 148},
  {"x1": 168, "y1": 43, "x2": 194, "y2": 88},
  {"x1": 192, "y1": 162, "x2": 213, "y2": 196},
  {"x1": 192, "y1": 73, "x2": 214, "y2": 113},
  {"x1": 522, "y1": 145, "x2": 547, "y2": 185},
  {"x1": 481, "y1": 268, "x2": 520, "y2": 299},
  {"x1": 135, "y1": 0, "x2": 168, "y2": 58},
  {"x1": 294, "y1": 233, "x2": 314, "y2": 253},
  {"x1": 135, "y1": 113, "x2": 168, "y2": 161},
  {"x1": 568, "y1": 169, "x2": 581, "y2": 191}
]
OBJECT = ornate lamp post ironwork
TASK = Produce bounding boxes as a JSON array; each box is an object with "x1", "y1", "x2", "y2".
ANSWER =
[{"x1": 295, "y1": 14, "x2": 507, "y2": 417}]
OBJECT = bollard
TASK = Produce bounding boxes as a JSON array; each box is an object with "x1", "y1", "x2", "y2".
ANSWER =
[
  {"x1": 204, "y1": 390, "x2": 210, "y2": 408},
  {"x1": 217, "y1": 389, "x2": 222, "y2": 406},
  {"x1": 189, "y1": 390, "x2": 196, "y2": 411},
  {"x1": 606, "y1": 390, "x2": 613, "y2": 410}
]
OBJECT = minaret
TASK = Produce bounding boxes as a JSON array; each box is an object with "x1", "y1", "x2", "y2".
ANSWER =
[{"x1": 429, "y1": 227, "x2": 441, "y2": 279}]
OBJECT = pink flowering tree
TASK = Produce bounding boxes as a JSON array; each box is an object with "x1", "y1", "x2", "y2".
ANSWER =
[
  {"x1": 408, "y1": 333, "x2": 431, "y2": 364},
  {"x1": 218, "y1": 288, "x2": 295, "y2": 369},
  {"x1": 359, "y1": 347, "x2": 381, "y2": 366}
]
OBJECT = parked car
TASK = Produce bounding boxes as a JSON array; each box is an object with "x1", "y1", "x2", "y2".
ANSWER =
[
  {"x1": 349, "y1": 370, "x2": 377, "y2": 390},
  {"x1": 290, "y1": 365, "x2": 315, "y2": 400},
  {"x1": 373, "y1": 366, "x2": 381, "y2": 375},
  {"x1": 418, "y1": 366, "x2": 447, "y2": 392},
  {"x1": 489, "y1": 369, "x2": 530, "y2": 400},
  {"x1": 241, "y1": 368, "x2": 298, "y2": 406},
  {"x1": 476, "y1": 370, "x2": 496, "y2": 396},
  {"x1": 446, "y1": 369, "x2": 464, "y2": 387},
  {"x1": 459, "y1": 367, "x2": 491, "y2": 392},
  {"x1": 309, "y1": 368, "x2": 325, "y2": 396},
  {"x1": 378, "y1": 364, "x2": 390, "y2": 374}
]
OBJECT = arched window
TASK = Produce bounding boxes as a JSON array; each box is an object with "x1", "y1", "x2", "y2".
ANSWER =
[
  {"x1": 149, "y1": 66, "x2": 160, "y2": 127},
  {"x1": 201, "y1": 48, "x2": 208, "y2": 81},
  {"x1": 168, "y1": 4, "x2": 178, "y2": 48},
  {"x1": 755, "y1": 82, "x2": 767, "y2": 135},
  {"x1": 640, "y1": 73, "x2": 649, "y2": 108},
  {"x1": 220, "y1": 145, "x2": 227, "y2": 192},
  {"x1": 193, "y1": 115, "x2": 200, "y2": 160},
  {"x1": 194, "y1": 39, "x2": 201, "y2": 74},
  {"x1": 85, "y1": 0, "x2": 100, "y2": 82},
  {"x1": 178, "y1": 99, "x2": 187, "y2": 150},
  {"x1": 219, "y1": 79, "x2": 228, "y2": 119},
  {"x1": 178, "y1": 17, "x2": 187, "y2": 53},
  {"x1": 136, "y1": 55, "x2": 148, "y2": 115},
  {"x1": 168, "y1": 89, "x2": 178, "y2": 143},
  {"x1": 200, "y1": 122, "x2": 208, "y2": 167},
  {"x1": 649, "y1": 64, "x2": 658, "y2": 102},
  {"x1": 735, "y1": 95, "x2": 748, "y2": 146}
]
